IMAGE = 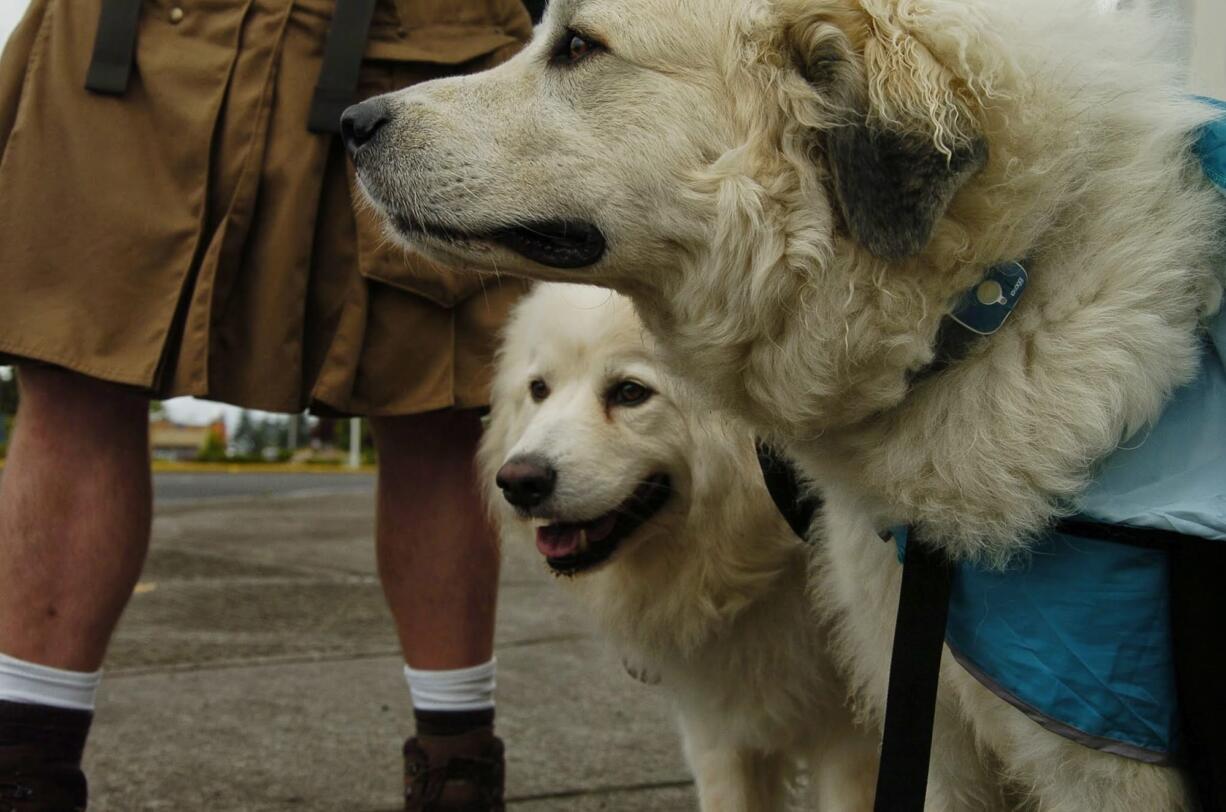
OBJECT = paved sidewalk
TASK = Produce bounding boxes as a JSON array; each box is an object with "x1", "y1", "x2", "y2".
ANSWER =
[{"x1": 84, "y1": 477, "x2": 696, "y2": 811}]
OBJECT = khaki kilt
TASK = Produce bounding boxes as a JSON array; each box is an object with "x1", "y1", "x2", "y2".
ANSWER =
[{"x1": 0, "y1": 0, "x2": 532, "y2": 415}]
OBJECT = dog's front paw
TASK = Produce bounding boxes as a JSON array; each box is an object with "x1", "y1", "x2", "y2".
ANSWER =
[{"x1": 622, "y1": 658, "x2": 662, "y2": 686}]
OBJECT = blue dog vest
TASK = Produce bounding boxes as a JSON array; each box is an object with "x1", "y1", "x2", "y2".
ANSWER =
[{"x1": 892, "y1": 98, "x2": 1226, "y2": 763}]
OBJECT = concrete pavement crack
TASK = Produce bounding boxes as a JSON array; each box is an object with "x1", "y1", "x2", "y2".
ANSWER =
[
  {"x1": 106, "y1": 634, "x2": 589, "y2": 678},
  {"x1": 504, "y1": 779, "x2": 695, "y2": 804}
]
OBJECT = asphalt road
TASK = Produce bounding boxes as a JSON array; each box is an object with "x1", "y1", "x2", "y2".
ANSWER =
[
  {"x1": 89, "y1": 487, "x2": 692, "y2": 810},
  {"x1": 0, "y1": 468, "x2": 695, "y2": 809},
  {"x1": 152, "y1": 471, "x2": 375, "y2": 502},
  {"x1": 0, "y1": 468, "x2": 375, "y2": 502}
]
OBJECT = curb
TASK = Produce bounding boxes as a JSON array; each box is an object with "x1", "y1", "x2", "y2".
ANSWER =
[
  {"x1": 151, "y1": 461, "x2": 376, "y2": 474},
  {"x1": 0, "y1": 460, "x2": 375, "y2": 474}
]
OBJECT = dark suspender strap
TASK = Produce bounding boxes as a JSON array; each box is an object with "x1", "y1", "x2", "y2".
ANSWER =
[
  {"x1": 874, "y1": 529, "x2": 954, "y2": 812},
  {"x1": 308, "y1": 0, "x2": 379, "y2": 134},
  {"x1": 523, "y1": 0, "x2": 548, "y2": 24},
  {"x1": 85, "y1": 0, "x2": 144, "y2": 95}
]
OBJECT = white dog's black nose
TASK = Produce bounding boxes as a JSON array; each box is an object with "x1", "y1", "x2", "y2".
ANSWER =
[
  {"x1": 340, "y1": 99, "x2": 389, "y2": 154},
  {"x1": 496, "y1": 457, "x2": 557, "y2": 509}
]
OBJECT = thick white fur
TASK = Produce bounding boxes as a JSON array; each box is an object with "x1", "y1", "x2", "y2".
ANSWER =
[
  {"x1": 479, "y1": 283, "x2": 878, "y2": 810},
  {"x1": 359, "y1": 0, "x2": 1226, "y2": 808}
]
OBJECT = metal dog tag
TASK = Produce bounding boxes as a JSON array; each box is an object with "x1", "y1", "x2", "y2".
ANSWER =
[{"x1": 949, "y1": 260, "x2": 1028, "y2": 336}]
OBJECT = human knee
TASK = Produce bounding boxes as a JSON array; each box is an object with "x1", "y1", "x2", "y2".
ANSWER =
[{"x1": 16, "y1": 367, "x2": 147, "y2": 430}]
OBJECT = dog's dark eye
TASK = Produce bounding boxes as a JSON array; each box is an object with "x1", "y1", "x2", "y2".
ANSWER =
[
  {"x1": 529, "y1": 379, "x2": 550, "y2": 402},
  {"x1": 567, "y1": 35, "x2": 594, "y2": 61},
  {"x1": 552, "y1": 31, "x2": 602, "y2": 65},
  {"x1": 608, "y1": 380, "x2": 652, "y2": 408}
]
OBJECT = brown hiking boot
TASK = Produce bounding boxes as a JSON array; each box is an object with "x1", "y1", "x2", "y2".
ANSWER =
[{"x1": 403, "y1": 729, "x2": 504, "y2": 812}]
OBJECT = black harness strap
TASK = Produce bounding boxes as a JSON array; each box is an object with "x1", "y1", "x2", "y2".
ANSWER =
[
  {"x1": 307, "y1": 0, "x2": 379, "y2": 134},
  {"x1": 1170, "y1": 536, "x2": 1226, "y2": 812},
  {"x1": 755, "y1": 441, "x2": 821, "y2": 540},
  {"x1": 874, "y1": 530, "x2": 955, "y2": 812},
  {"x1": 85, "y1": 0, "x2": 144, "y2": 95},
  {"x1": 909, "y1": 312, "x2": 981, "y2": 385}
]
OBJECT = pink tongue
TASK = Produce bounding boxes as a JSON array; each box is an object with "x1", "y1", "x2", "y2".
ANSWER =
[
  {"x1": 536, "y1": 525, "x2": 582, "y2": 558},
  {"x1": 535, "y1": 514, "x2": 619, "y2": 559}
]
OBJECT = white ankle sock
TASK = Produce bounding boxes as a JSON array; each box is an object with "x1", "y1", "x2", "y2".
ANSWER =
[
  {"x1": 403, "y1": 658, "x2": 496, "y2": 712},
  {"x1": 0, "y1": 652, "x2": 101, "y2": 712}
]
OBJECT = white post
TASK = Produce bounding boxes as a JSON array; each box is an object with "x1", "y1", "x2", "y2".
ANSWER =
[{"x1": 349, "y1": 418, "x2": 361, "y2": 469}]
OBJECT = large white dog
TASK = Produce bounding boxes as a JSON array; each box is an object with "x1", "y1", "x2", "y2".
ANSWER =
[
  {"x1": 349, "y1": 0, "x2": 1225, "y2": 808},
  {"x1": 478, "y1": 282, "x2": 878, "y2": 810}
]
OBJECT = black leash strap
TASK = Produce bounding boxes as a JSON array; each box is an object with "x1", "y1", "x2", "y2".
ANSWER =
[
  {"x1": 85, "y1": 0, "x2": 144, "y2": 95},
  {"x1": 874, "y1": 529, "x2": 954, "y2": 812},
  {"x1": 308, "y1": 0, "x2": 379, "y2": 134}
]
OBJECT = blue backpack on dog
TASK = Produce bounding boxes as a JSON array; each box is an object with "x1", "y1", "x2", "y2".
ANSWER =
[
  {"x1": 760, "y1": 97, "x2": 1226, "y2": 810},
  {"x1": 922, "y1": 98, "x2": 1226, "y2": 763}
]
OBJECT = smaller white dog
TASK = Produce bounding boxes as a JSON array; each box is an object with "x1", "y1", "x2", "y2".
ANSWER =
[{"x1": 479, "y1": 283, "x2": 877, "y2": 811}]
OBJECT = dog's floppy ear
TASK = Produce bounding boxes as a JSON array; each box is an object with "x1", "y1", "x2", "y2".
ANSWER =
[
  {"x1": 790, "y1": 5, "x2": 988, "y2": 260},
  {"x1": 824, "y1": 124, "x2": 987, "y2": 260}
]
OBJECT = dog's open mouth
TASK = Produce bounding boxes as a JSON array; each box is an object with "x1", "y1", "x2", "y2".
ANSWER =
[
  {"x1": 534, "y1": 474, "x2": 672, "y2": 576},
  {"x1": 396, "y1": 216, "x2": 606, "y2": 269}
]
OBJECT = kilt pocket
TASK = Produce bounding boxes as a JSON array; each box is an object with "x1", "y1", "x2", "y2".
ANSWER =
[
  {"x1": 351, "y1": 7, "x2": 529, "y2": 308},
  {"x1": 354, "y1": 201, "x2": 495, "y2": 310}
]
